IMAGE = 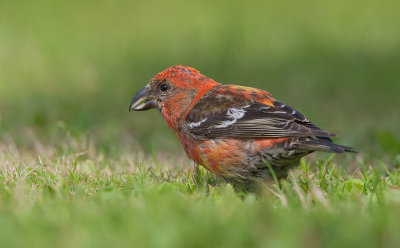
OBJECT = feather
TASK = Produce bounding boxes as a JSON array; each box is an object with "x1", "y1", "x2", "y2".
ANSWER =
[{"x1": 185, "y1": 98, "x2": 335, "y2": 139}]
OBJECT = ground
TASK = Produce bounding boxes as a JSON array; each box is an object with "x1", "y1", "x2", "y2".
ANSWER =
[{"x1": 1, "y1": 134, "x2": 400, "y2": 248}]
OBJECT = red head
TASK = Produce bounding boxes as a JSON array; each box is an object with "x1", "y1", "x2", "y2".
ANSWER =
[{"x1": 129, "y1": 65, "x2": 220, "y2": 132}]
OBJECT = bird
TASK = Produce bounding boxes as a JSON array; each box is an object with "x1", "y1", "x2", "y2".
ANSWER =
[{"x1": 129, "y1": 65, "x2": 354, "y2": 188}]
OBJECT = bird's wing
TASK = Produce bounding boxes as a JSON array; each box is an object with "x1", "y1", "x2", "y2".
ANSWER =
[{"x1": 184, "y1": 89, "x2": 335, "y2": 140}]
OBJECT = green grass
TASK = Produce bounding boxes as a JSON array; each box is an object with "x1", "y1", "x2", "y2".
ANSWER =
[
  {"x1": 1, "y1": 0, "x2": 400, "y2": 247},
  {"x1": 1, "y1": 135, "x2": 400, "y2": 248}
]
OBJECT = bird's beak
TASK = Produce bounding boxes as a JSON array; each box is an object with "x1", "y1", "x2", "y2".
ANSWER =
[{"x1": 129, "y1": 87, "x2": 157, "y2": 112}]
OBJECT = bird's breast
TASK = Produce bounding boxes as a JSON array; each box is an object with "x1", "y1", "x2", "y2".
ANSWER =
[{"x1": 179, "y1": 134, "x2": 293, "y2": 177}]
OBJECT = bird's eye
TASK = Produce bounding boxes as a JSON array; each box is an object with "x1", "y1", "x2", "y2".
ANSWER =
[{"x1": 160, "y1": 83, "x2": 168, "y2": 91}]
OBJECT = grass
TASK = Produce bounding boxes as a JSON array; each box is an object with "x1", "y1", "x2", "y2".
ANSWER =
[{"x1": 1, "y1": 133, "x2": 400, "y2": 248}]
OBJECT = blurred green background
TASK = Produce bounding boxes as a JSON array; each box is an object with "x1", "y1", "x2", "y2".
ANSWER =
[{"x1": 0, "y1": 0, "x2": 399, "y2": 157}]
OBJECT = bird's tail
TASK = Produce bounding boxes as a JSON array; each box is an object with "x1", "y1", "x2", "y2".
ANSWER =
[{"x1": 296, "y1": 138, "x2": 356, "y2": 153}]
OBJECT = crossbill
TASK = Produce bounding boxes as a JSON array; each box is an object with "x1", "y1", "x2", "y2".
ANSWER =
[{"x1": 129, "y1": 65, "x2": 354, "y2": 187}]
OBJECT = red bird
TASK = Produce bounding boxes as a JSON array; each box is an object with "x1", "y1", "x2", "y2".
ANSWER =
[{"x1": 129, "y1": 66, "x2": 354, "y2": 187}]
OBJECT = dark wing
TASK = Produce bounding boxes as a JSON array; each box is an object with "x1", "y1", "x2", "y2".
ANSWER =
[{"x1": 184, "y1": 100, "x2": 336, "y2": 140}]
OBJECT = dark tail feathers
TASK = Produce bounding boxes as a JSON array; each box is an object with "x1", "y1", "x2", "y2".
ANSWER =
[{"x1": 296, "y1": 139, "x2": 356, "y2": 153}]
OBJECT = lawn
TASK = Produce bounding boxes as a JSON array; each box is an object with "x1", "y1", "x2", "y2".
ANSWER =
[
  {"x1": 1, "y1": 137, "x2": 400, "y2": 248},
  {"x1": 0, "y1": 0, "x2": 400, "y2": 247}
]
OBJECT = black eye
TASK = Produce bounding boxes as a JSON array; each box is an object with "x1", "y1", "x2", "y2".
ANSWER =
[{"x1": 160, "y1": 83, "x2": 168, "y2": 91}]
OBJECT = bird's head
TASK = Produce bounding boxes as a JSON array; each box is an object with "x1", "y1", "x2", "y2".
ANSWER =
[{"x1": 129, "y1": 65, "x2": 220, "y2": 130}]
